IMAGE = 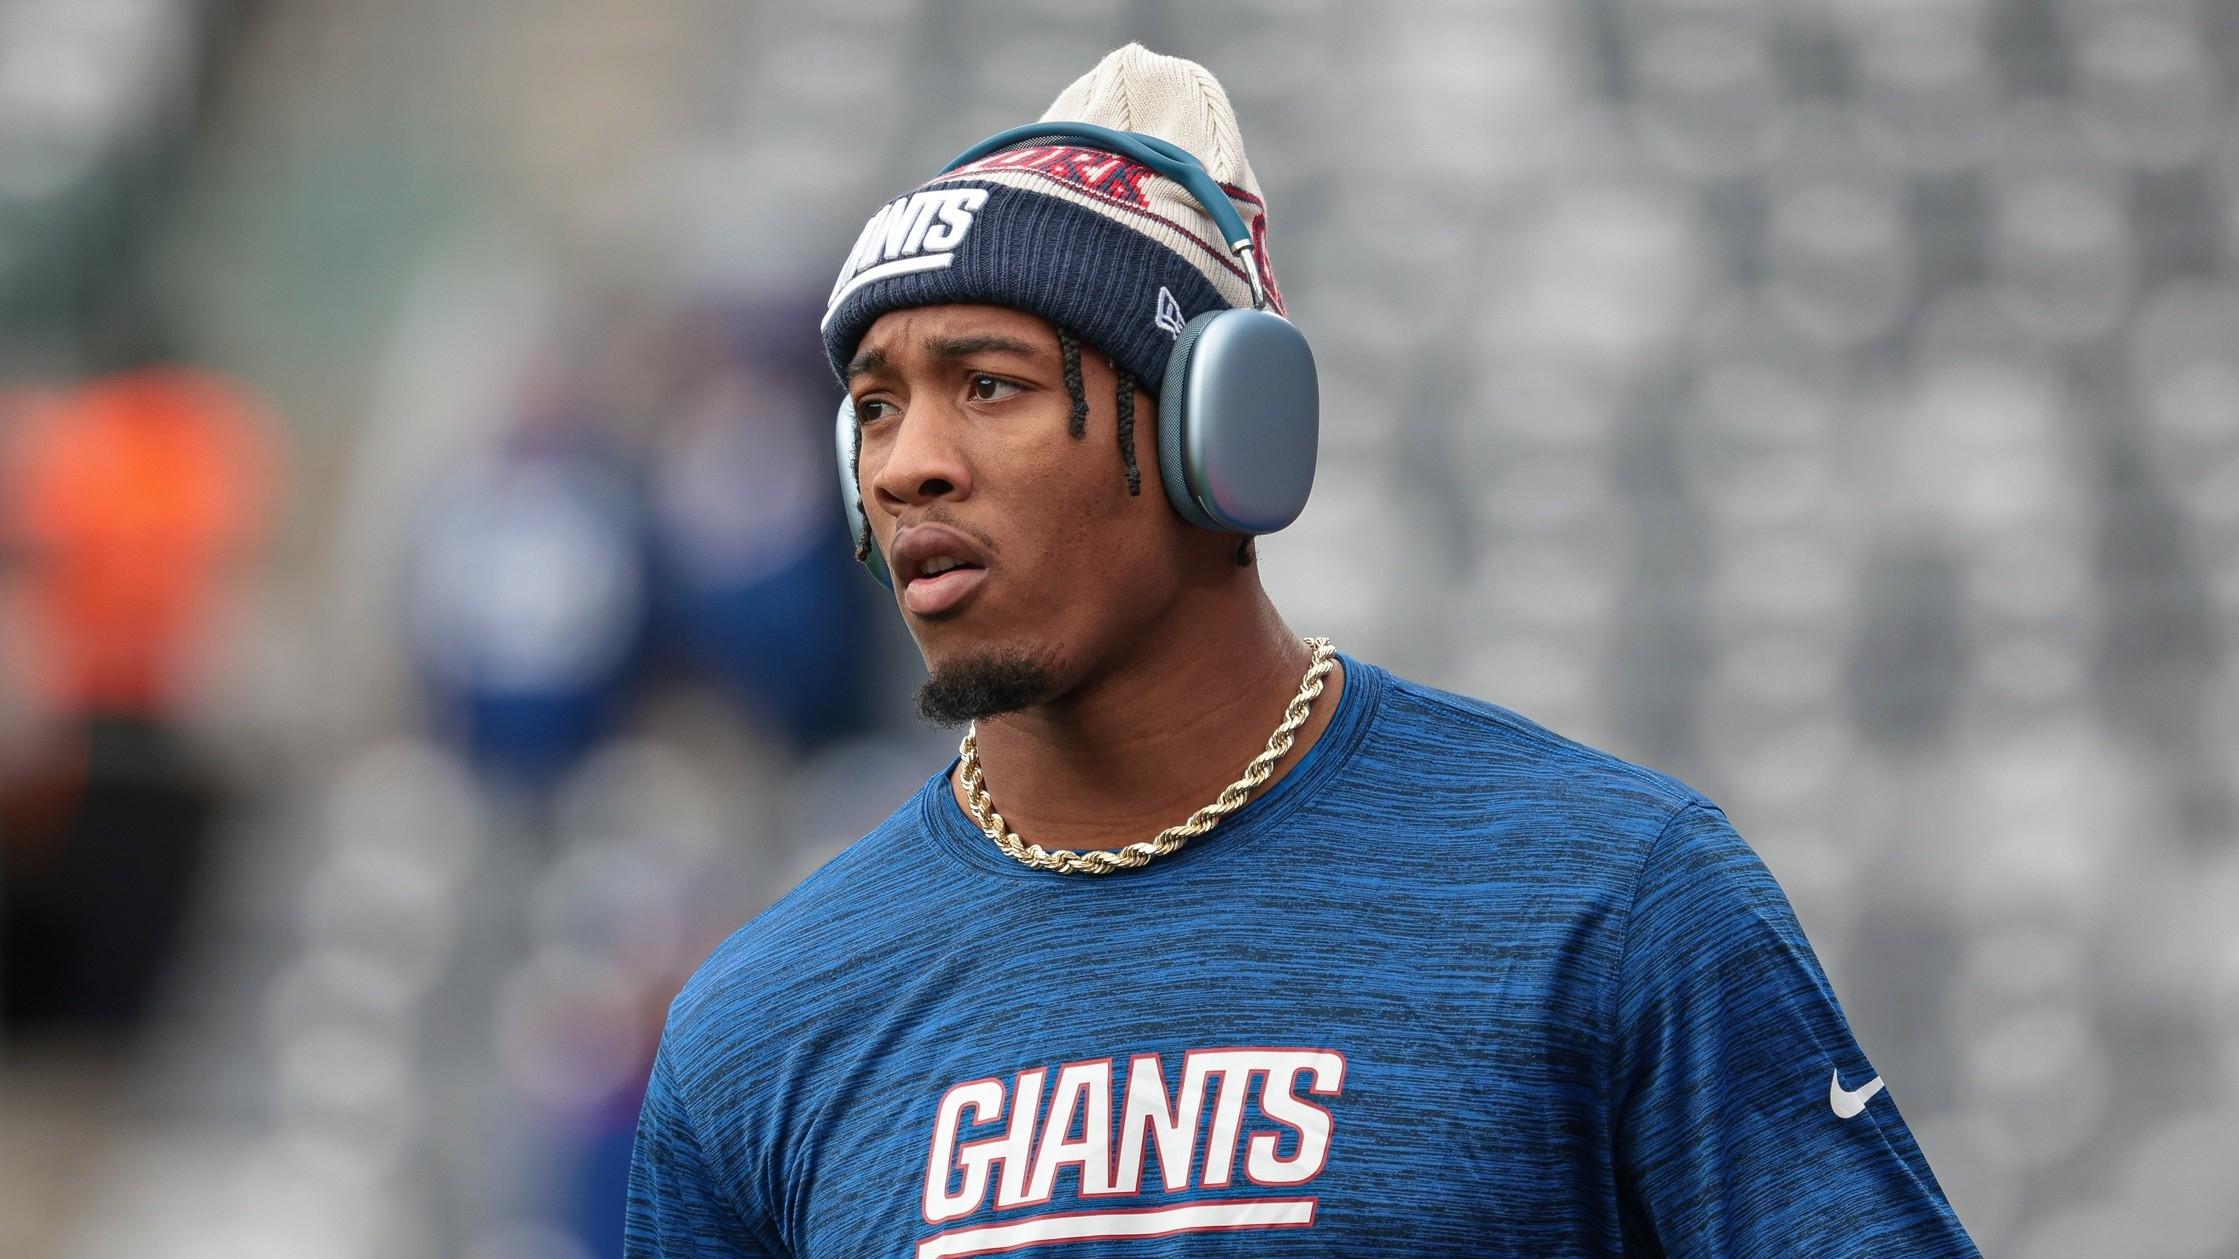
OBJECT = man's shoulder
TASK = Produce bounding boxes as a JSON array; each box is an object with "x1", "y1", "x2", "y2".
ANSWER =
[
  {"x1": 1328, "y1": 664, "x2": 1736, "y2": 974},
  {"x1": 1349, "y1": 662, "x2": 1713, "y2": 849}
]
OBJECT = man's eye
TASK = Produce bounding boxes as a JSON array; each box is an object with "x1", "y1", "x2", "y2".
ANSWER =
[
  {"x1": 856, "y1": 398, "x2": 897, "y2": 422},
  {"x1": 969, "y1": 375, "x2": 1018, "y2": 402}
]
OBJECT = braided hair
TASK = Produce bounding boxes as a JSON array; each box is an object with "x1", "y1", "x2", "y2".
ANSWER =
[
  {"x1": 1052, "y1": 327, "x2": 1251, "y2": 566},
  {"x1": 1056, "y1": 327, "x2": 1091, "y2": 440},
  {"x1": 1114, "y1": 363, "x2": 1142, "y2": 496}
]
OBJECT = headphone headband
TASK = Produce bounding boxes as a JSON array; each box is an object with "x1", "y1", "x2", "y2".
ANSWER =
[{"x1": 937, "y1": 122, "x2": 1267, "y2": 311}]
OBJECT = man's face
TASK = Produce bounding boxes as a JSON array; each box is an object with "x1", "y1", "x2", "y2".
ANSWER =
[{"x1": 846, "y1": 304, "x2": 1194, "y2": 718}]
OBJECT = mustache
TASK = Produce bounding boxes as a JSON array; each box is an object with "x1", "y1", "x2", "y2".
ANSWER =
[{"x1": 902, "y1": 507, "x2": 1001, "y2": 556}]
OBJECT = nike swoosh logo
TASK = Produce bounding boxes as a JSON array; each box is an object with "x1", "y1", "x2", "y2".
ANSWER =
[{"x1": 1830, "y1": 1069, "x2": 1885, "y2": 1119}]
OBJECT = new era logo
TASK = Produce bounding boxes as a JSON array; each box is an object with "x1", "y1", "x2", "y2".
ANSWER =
[{"x1": 1154, "y1": 286, "x2": 1186, "y2": 340}]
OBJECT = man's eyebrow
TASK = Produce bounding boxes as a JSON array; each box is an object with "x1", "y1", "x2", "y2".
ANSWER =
[
  {"x1": 845, "y1": 335, "x2": 1037, "y2": 383},
  {"x1": 843, "y1": 346, "x2": 890, "y2": 383},
  {"x1": 927, "y1": 335, "x2": 1039, "y2": 362}
]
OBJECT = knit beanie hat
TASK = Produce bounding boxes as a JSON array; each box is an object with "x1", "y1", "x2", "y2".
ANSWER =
[{"x1": 820, "y1": 44, "x2": 1284, "y2": 397}]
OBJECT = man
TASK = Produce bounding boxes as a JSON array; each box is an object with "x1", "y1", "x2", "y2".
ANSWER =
[{"x1": 628, "y1": 45, "x2": 1979, "y2": 1258}]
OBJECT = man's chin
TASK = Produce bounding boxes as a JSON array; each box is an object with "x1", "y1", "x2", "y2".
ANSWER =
[{"x1": 915, "y1": 650, "x2": 1060, "y2": 727}]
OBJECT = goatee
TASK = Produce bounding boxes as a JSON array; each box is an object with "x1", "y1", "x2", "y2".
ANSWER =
[{"x1": 916, "y1": 651, "x2": 1059, "y2": 727}]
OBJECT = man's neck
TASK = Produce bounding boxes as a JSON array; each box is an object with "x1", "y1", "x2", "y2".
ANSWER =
[{"x1": 948, "y1": 592, "x2": 1346, "y2": 854}]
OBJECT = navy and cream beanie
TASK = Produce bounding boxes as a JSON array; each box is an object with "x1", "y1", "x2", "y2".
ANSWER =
[{"x1": 820, "y1": 44, "x2": 1284, "y2": 397}]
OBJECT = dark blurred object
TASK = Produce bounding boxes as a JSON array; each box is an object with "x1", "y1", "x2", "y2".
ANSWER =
[{"x1": 0, "y1": 719, "x2": 222, "y2": 1028}]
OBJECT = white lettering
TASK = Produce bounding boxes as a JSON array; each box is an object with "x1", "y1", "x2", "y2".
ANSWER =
[
  {"x1": 989, "y1": 1068, "x2": 1047, "y2": 1209},
  {"x1": 923, "y1": 188, "x2": 987, "y2": 251},
  {"x1": 921, "y1": 1047, "x2": 1344, "y2": 1222},
  {"x1": 1194, "y1": 1052, "x2": 1257, "y2": 1188},
  {"x1": 824, "y1": 189, "x2": 990, "y2": 326},
  {"x1": 923, "y1": 1079, "x2": 1004, "y2": 1224},
  {"x1": 1248, "y1": 1052, "x2": 1345, "y2": 1184},
  {"x1": 831, "y1": 198, "x2": 901, "y2": 304},
  {"x1": 1112, "y1": 1053, "x2": 1206, "y2": 1194},
  {"x1": 882, "y1": 193, "x2": 933, "y2": 261},
  {"x1": 1024, "y1": 1060, "x2": 1114, "y2": 1202}
]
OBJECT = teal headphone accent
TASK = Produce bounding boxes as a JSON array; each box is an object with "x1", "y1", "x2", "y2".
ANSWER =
[{"x1": 837, "y1": 123, "x2": 1317, "y2": 591}]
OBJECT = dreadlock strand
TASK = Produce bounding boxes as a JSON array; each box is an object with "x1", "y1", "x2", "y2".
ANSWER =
[
  {"x1": 1115, "y1": 367, "x2": 1142, "y2": 495},
  {"x1": 1057, "y1": 328, "x2": 1089, "y2": 439}
]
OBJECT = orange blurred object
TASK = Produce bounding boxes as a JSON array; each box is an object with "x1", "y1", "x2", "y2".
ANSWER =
[{"x1": 3, "y1": 367, "x2": 279, "y2": 721}]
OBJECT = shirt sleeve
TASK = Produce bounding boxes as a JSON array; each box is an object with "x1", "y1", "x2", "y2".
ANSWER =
[
  {"x1": 1612, "y1": 803, "x2": 1980, "y2": 1258},
  {"x1": 626, "y1": 1044, "x2": 782, "y2": 1258}
]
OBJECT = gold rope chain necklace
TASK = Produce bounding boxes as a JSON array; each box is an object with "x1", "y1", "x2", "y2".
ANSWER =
[{"x1": 957, "y1": 636, "x2": 1338, "y2": 875}]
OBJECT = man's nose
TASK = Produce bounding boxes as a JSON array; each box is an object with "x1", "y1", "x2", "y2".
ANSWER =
[{"x1": 869, "y1": 399, "x2": 972, "y2": 512}]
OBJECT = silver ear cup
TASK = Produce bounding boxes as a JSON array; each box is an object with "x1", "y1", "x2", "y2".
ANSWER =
[
  {"x1": 834, "y1": 397, "x2": 893, "y2": 589},
  {"x1": 1156, "y1": 309, "x2": 1319, "y2": 535}
]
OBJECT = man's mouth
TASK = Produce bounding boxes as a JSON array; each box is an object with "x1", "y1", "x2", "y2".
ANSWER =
[
  {"x1": 890, "y1": 524, "x2": 993, "y2": 618},
  {"x1": 903, "y1": 561, "x2": 987, "y2": 616}
]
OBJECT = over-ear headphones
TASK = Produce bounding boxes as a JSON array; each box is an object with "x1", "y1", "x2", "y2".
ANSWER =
[{"x1": 835, "y1": 122, "x2": 1318, "y2": 590}]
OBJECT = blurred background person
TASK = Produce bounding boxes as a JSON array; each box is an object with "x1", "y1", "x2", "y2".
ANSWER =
[
  {"x1": 0, "y1": 1, "x2": 2236, "y2": 1258},
  {"x1": 0, "y1": 327, "x2": 276, "y2": 1034}
]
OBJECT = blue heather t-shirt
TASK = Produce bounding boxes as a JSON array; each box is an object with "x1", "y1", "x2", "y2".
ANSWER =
[{"x1": 628, "y1": 658, "x2": 1979, "y2": 1257}]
